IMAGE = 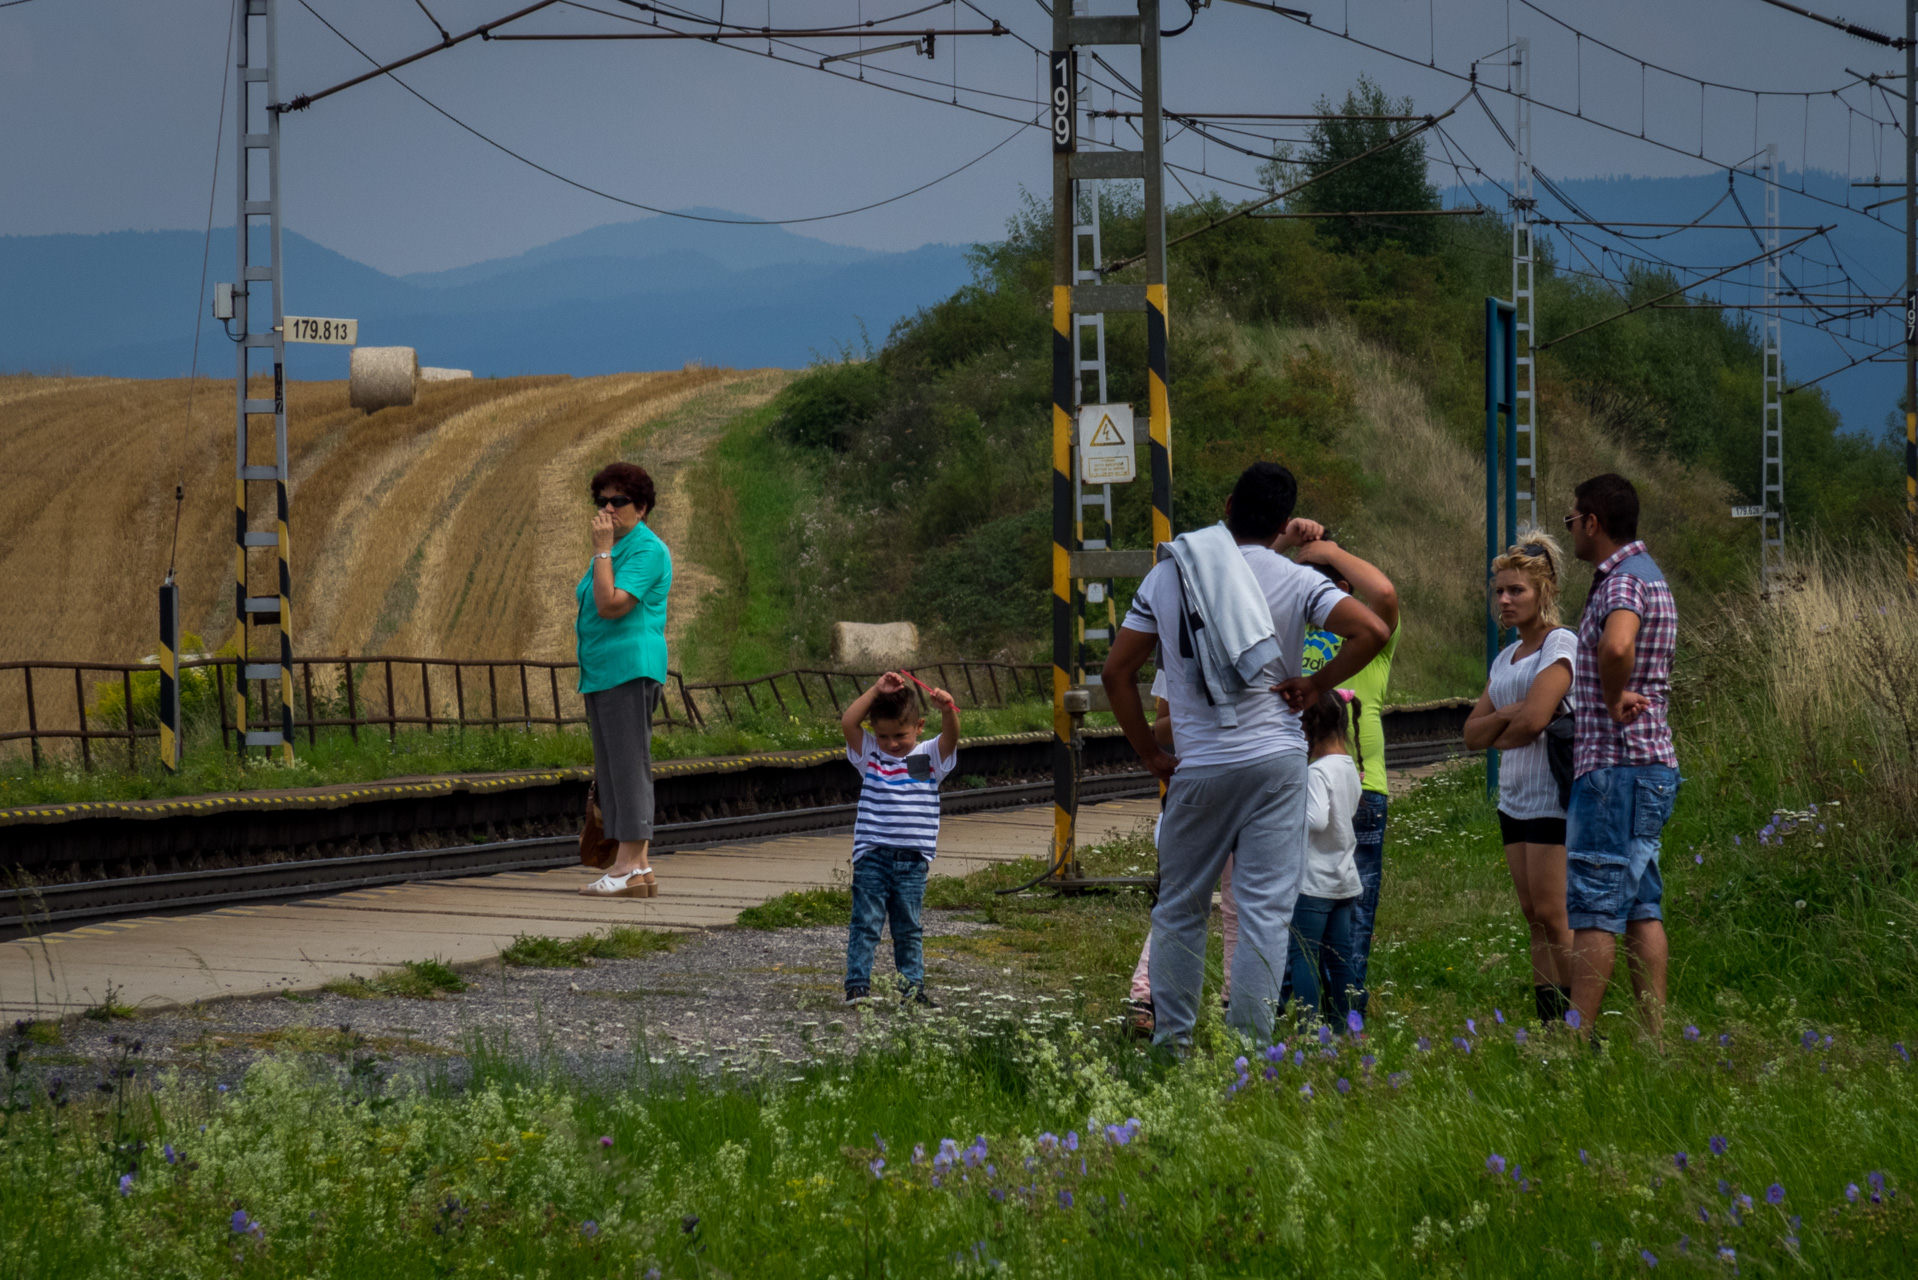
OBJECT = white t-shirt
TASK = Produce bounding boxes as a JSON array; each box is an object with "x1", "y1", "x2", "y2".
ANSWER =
[
  {"x1": 1303, "y1": 753, "x2": 1362, "y2": 899},
  {"x1": 847, "y1": 730, "x2": 958, "y2": 860},
  {"x1": 1121, "y1": 546, "x2": 1347, "y2": 770},
  {"x1": 1489, "y1": 628, "x2": 1578, "y2": 821}
]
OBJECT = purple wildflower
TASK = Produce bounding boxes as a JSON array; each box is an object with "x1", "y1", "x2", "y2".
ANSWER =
[
  {"x1": 1678, "y1": 1235, "x2": 1689, "y2": 1253},
  {"x1": 1566, "y1": 1008, "x2": 1582, "y2": 1029},
  {"x1": 1059, "y1": 1189, "x2": 1073, "y2": 1209},
  {"x1": 1710, "y1": 1135, "x2": 1728, "y2": 1155},
  {"x1": 1417, "y1": 1036, "x2": 1431, "y2": 1052},
  {"x1": 1233, "y1": 1056, "x2": 1248, "y2": 1074},
  {"x1": 1695, "y1": 853, "x2": 1704, "y2": 864},
  {"x1": 1294, "y1": 1050, "x2": 1305, "y2": 1065},
  {"x1": 1300, "y1": 1083, "x2": 1313, "y2": 1097},
  {"x1": 1318, "y1": 1025, "x2": 1332, "y2": 1047},
  {"x1": 1579, "y1": 1149, "x2": 1589, "y2": 1164},
  {"x1": 1467, "y1": 1018, "x2": 1478, "y2": 1036},
  {"x1": 1361, "y1": 1052, "x2": 1375, "y2": 1068},
  {"x1": 581, "y1": 1221, "x2": 599, "y2": 1238},
  {"x1": 1717, "y1": 1179, "x2": 1730, "y2": 1195},
  {"x1": 1388, "y1": 1072, "x2": 1406, "y2": 1088},
  {"x1": 1065, "y1": 1131, "x2": 1079, "y2": 1152},
  {"x1": 1719, "y1": 1033, "x2": 1731, "y2": 1046},
  {"x1": 1738, "y1": 1193, "x2": 1754, "y2": 1211},
  {"x1": 989, "y1": 1187, "x2": 1004, "y2": 1202},
  {"x1": 163, "y1": 1144, "x2": 178, "y2": 1165},
  {"x1": 1767, "y1": 1184, "x2": 1784, "y2": 1205},
  {"x1": 1641, "y1": 1249, "x2": 1658, "y2": 1267},
  {"x1": 964, "y1": 1137, "x2": 988, "y2": 1167},
  {"x1": 1896, "y1": 1042, "x2": 1909, "y2": 1062},
  {"x1": 1263, "y1": 1066, "x2": 1277, "y2": 1081},
  {"x1": 1846, "y1": 1183, "x2": 1859, "y2": 1202},
  {"x1": 1515, "y1": 1027, "x2": 1529, "y2": 1045},
  {"x1": 1698, "y1": 1206, "x2": 1709, "y2": 1223},
  {"x1": 1453, "y1": 1036, "x2": 1473, "y2": 1054},
  {"x1": 1684, "y1": 1025, "x2": 1699, "y2": 1042},
  {"x1": 1718, "y1": 1247, "x2": 1736, "y2": 1265},
  {"x1": 1495, "y1": 1008, "x2": 1505, "y2": 1025},
  {"x1": 1487, "y1": 1154, "x2": 1507, "y2": 1174},
  {"x1": 1336, "y1": 1077, "x2": 1351, "y2": 1094},
  {"x1": 912, "y1": 1143, "x2": 925, "y2": 1165},
  {"x1": 1675, "y1": 1152, "x2": 1688, "y2": 1170},
  {"x1": 1347, "y1": 1010, "x2": 1364, "y2": 1035},
  {"x1": 1733, "y1": 834, "x2": 1741, "y2": 845},
  {"x1": 230, "y1": 1210, "x2": 252, "y2": 1234},
  {"x1": 1802, "y1": 1030, "x2": 1818, "y2": 1049},
  {"x1": 873, "y1": 1133, "x2": 887, "y2": 1153},
  {"x1": 1264, "y1": 1044, "x2": 1283, "y2": 1062},
  {"x1": 598, "y1": 1136, "x2": 613, "y2": 1148},
  {"x1": 869, "y1": 1157, "x2": 885, "y2": 1178},
  {"x1": 118, "y1": 1173, "x2": 133, "y2": 1196}
]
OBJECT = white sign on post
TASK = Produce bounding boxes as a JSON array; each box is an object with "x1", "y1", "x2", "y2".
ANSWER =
[
  {"x1": 283, "y1": 316, "x2": 359, "y2": 345},
  {"x1": 1077, "y1": 403, "x2": 1137, "y2": 484},
  {"x1": 1730, "y1": 505, "x2": 1764, "y2": 519}
]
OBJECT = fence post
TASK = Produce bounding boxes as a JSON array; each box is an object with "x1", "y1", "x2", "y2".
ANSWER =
[
  {"x1": 74, "y1": 668, "x2": 91, "y2": 772},
  {"x1": 548, "y1": 667, "x2": 561, "y2": 731},
  {"x1": 453, "y1": 663, "x2": 467, "y2": 731},
  {"x1": 123, "y1": 668, "x2": 135, "y2": 771},
  {"x1": 343, "y1": 659, "x2": 359, "y2": 743},
  {"x1": 158, "y1": 580, "x2": 182, "y2": 772},
  {"x1": 23, "y1": 668, "x2": 42, "y2": 770},
  {"x1": 986, "y1": 663, "x2": 1003, "y2": 706},
  {"x1": 422, "y1": 662, "x2": 434, "y2": 733},
  {"x1": 488, "y1": 664, "x2": 499, "y2": 726},
  {"x1": 215, "y1": 659, "x2": 231, "y2": 753},
  {"x1": 385, "y1": 661, "x2": 397, "y2": 743},
  {"x1": 518, "y1": 663, "x2": 532, "y2": 731},
  {"x1": 302, "y1": 661, "x2": 317, "y2": 747}
]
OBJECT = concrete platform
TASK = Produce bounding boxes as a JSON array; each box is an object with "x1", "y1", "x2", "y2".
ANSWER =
[{"x1": 0, "y1": 797, "x2": 1156, "y2": 1016}]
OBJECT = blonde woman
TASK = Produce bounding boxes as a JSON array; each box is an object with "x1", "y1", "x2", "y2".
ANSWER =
[{"x1": 1464, "y1": 533, "x2": 1576, "y2": 1024}]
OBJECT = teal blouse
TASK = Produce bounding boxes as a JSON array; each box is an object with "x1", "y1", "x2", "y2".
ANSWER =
[{"x1": 575, "y1": 522, "x2": 672, "y2": 693}]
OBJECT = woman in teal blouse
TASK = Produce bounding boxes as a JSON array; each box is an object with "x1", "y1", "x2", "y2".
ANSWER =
[{"x1": 576, "y1": 461, "x2": 673, "y2": 897}]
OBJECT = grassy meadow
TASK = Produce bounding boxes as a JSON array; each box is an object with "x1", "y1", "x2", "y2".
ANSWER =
[{"x1": 3, "y1": 551, "x2": 1915, "y2": 1276}]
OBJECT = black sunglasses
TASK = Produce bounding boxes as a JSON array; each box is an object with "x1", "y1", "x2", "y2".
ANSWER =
[{"x1": 595, "y1": 494, "x2": 634, "y2": 510}]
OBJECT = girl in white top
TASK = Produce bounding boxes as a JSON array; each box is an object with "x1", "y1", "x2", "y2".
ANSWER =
[
  {"x1": 1285, "y1": 687, "x2": 1365, "y2": 1024},
  {"x1": 1463, "y1": 532, "x2": 1577, "y2": 1025}
]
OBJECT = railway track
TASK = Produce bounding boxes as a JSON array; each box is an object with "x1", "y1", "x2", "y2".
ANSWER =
[{"x1": 1, "y1": 705, "x2": 1472, "y2": 936}]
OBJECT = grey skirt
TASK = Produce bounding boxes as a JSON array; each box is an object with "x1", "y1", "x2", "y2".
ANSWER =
[{"x1": 583, "y1": 677, "x2": 661, "y2": 842}]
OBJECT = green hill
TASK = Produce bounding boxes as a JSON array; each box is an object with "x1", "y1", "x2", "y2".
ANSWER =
[{"x1": 678, "y1": 130, "x2": 1904, "y2": 699}]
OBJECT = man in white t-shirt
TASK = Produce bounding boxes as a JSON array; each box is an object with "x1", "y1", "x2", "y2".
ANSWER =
[{"x1": 1103, "y1": 462, "x2": 1391, "y2": 1048}]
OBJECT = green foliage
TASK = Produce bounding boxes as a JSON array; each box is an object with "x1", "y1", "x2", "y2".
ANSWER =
[
  {"x1": 324, "y1": 958, "x2": 466, "y2": 1000},
  {"x1": 769, "y1": 356, "x2": 885, "y2": 452},
  {"x1": 1259, "y1": 74, "x2": 1440, "y2": 253},
  {"x1": 734, "y1": 886, "x2": 853, "y2": 930},
  {"x1": 500, "y1": 927, "x2": 681, "y2": 968}
]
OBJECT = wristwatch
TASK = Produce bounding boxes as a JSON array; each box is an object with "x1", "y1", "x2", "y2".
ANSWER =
[{"x1": 593, "y1": 551, "x2": 611, "y2": 561}]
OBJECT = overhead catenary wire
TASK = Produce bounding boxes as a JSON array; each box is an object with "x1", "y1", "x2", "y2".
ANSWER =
[{"x1": 291, "y1": 0, "x2": 1037, "y2": 226}]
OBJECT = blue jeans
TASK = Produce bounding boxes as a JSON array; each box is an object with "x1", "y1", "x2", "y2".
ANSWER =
[
  {"x1": 1565, "y1": 764, "x2": 1679, "y2": 935},
  {"x1": 845, "y1": 847, "x2": 928, "y2": 991},
  {"x1": 1286, "y1": 894, "x2": 1361, "y2": 1021},
  {"x1": 1347, "y1": 791, "x2": 1389, "y2": 1010}
]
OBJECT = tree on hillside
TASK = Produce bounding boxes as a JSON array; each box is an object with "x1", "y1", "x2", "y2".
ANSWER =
[{"x1": 1258, "y1": 75, "x2": 1439, "y2": 253}]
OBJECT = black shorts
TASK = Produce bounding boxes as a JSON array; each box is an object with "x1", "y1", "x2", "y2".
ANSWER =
[{"x1": 1498, "y1": 811, "x2": 1567, "y2": 847}]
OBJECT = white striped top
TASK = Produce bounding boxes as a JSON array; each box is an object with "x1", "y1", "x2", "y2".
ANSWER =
[
  {"x1": 1490, "y1": 628, "x2": 1578, "y2": 821},
  {"x1": 848, "y1": 730, "x2": 958, "y2": 861}
]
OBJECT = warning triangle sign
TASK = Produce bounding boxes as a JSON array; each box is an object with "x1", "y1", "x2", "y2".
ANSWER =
[{"x1": 1087, "y1": 414, "x2": 1126, "y2": 446}]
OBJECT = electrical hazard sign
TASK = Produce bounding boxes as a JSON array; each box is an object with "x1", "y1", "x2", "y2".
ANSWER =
[{"x1": 1077, "y1": 404, "x2": 1136, "y2": 483}]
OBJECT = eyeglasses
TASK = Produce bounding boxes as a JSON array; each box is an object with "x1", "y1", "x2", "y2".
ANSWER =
[
  {"x1": 1563, "y1": 511, "x2": 1590, "y2": 529},
  {"x1": 595, "y1": 494, "x2": 634, "y2": 510}
]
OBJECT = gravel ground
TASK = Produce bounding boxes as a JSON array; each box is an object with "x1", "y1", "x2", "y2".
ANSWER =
[{"x1": 16, "y1": 912, "x2": 1047, "y2": 1088}]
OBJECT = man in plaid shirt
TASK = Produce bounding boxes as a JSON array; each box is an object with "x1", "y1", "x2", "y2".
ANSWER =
[{"x1": 1563, "y1": 474, "x2": 1679, "y2": 1038}]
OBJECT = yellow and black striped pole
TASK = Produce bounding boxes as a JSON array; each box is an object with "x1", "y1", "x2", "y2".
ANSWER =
[
  {"x1": 234, "y1": 475, "x2": 248, "y2": 754},
  {"x1": 276, "y1": 472, "x2": 295, "y2": 763},
  {"x1": 158, "y1": 579, "x2": 181, "y2": 772},
  {"x1": 1051, "y1": 284, "x2": 1077, "y2": 876},
  {"x1": 1147, "y1": 283, "x2": 1172, "y2": 552}
]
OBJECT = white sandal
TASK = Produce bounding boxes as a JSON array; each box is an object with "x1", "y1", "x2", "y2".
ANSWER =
[{"x1": 577, "y1": 869, "x2": 656, "y2": 898}]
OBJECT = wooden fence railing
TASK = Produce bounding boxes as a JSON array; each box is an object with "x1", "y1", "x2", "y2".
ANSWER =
[{"x1": 0, "y1": 657, "x2": 1050, "y2": 772}]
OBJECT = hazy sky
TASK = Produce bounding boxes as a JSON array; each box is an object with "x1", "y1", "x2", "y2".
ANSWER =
[{"x1": 3, "y1": 0, "x2": 1906, "y2": 272}]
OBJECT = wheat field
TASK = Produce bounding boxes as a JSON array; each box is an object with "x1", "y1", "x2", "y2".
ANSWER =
[{"x1": 0, "y1": 369, "x2": 790, "y2": 681}]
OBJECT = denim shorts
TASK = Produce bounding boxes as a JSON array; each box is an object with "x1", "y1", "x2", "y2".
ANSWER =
[{"x1": 1564, "y1": 764, "x2": 1679, "y2": 934}]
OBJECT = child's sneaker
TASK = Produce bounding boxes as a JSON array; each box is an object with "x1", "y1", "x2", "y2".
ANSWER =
[
  {"x1": 844, "y1": 986, "x2": 871, "y2": 1006},
  {"x1": 1126, "y1": 999, "x2": 1155, "y2": 1040}
]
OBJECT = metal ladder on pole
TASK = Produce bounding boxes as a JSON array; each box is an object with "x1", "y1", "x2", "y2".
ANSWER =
[
  {"x1": 1760, "y1": 142, "x2": 1786, "y2": 591},
  {"x1": 1073, "y1": 168, "x2": 1117, "y2": 677},
  {"x1": 1510, "y1": 36, "x2": 1539, "y2": 535},
  {"x1": 234, "y1": 0, "x2": 295, "y2": 762}
]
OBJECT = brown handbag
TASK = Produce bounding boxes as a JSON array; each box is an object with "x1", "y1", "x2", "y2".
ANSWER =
[{"x1": 579, "y1": 781, "x2": 619, "y2": 869}]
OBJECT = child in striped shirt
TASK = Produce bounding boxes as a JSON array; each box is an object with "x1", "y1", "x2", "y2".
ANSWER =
[{"x1": 840, "y1": 671, "x2": 961, "y2": 1006}]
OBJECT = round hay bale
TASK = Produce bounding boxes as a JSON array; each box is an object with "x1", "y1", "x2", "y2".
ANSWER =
[
  {"x1": 349, "y1": 346, "x2": 418, "y2": 411},
  {"x1": 831, "y1": 621, "x2": 919, "y2": 670},
  {"x1": 419, "y1": 366, "x2": 472, "y2": 382}
]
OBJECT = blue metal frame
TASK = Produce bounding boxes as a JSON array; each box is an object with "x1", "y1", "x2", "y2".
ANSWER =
[{"x1": 1485, "y1": 298, "x2": 1517, "y2": 797}]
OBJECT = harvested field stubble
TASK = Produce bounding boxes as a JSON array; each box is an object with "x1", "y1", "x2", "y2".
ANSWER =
[{"x1": 0, "y1": 369, "x2": 789, "y2": 747}]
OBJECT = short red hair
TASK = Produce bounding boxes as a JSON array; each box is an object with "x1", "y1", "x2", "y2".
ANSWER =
[{"x1": 590, "y1": 461, "x2": 655, "y2": 515}]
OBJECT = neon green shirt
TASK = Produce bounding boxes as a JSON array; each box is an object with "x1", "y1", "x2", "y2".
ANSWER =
[
  {"x1": 575, "y1": 522, "x2": 672, "y2": 693},
  {"x1": 1302, "y1": 622, "x2": 1399, "y2": 796}
]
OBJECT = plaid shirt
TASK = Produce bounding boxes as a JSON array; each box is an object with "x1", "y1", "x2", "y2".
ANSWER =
[{"x1": 1573, "y1": 540, "x2": 1678, "y2": 776}]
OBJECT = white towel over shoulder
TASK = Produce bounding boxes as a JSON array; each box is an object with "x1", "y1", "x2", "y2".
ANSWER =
[{"x1": 1165, "y1": 523, "x2": 1281, "y2": 727}]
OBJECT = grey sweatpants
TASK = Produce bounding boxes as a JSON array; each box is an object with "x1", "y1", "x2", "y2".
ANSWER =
[
  {"x1": 583, "y1": 677, "x2": 661, "y2": 842},
  {"x1": 1150, "y1": 750, "x2": 1308, "y2": 1046}
]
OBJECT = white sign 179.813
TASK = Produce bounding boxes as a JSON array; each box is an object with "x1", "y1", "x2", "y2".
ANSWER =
[
  {"x1": 283, "y1": 316, "x2": 358, "y2": 345},
  {"x1": 1078, "y1": 403, "x2": 1136, "y2": 483}
]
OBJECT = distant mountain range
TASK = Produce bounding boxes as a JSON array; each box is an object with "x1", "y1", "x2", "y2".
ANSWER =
[{"x1": 0, "y1": 210, "x2": 974, "y2": 379}]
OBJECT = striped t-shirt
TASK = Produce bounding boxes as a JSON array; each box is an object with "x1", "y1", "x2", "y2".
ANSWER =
[{"x1": 848, "y1": 730, "x2": 958, "y2": 861}]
